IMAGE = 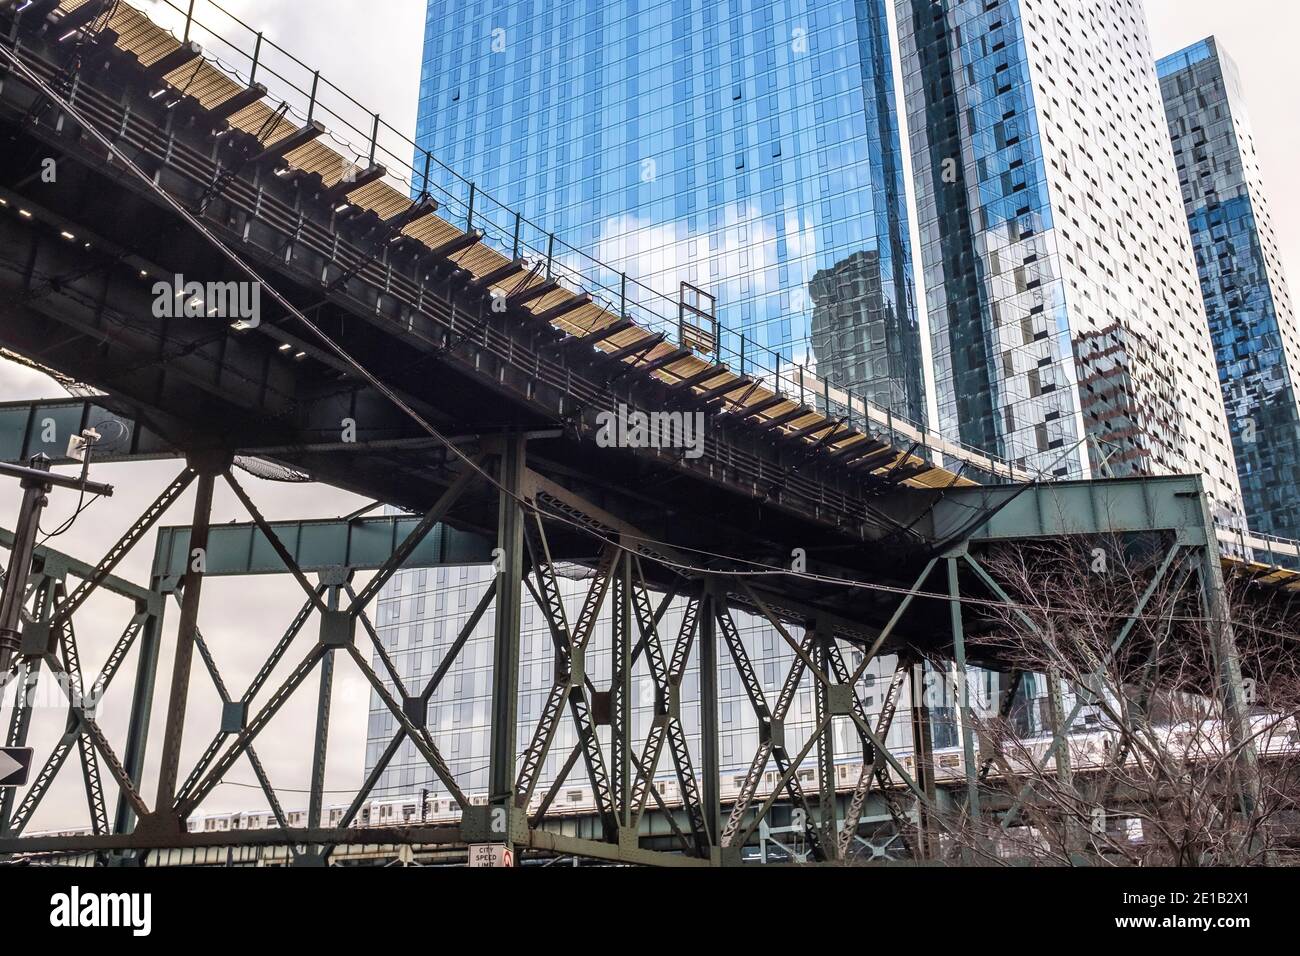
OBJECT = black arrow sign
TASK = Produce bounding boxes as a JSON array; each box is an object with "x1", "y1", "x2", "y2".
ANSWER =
[{"x1": 0, "y1": 747, "x2": 33, "y2": 788}]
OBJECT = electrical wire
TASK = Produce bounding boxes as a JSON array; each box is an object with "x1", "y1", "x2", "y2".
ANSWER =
[
  {"x1": 36, "y1": 488, "x2": 103, "y2": 544},
  {"x1": 36, "y1": 435, "x2": 103, "y2": 544}
]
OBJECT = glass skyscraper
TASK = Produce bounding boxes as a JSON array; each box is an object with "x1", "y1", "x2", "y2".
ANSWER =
[
  {"x1": 366, "y1": 0, "x2": 954, "y2": 806},
  {"x1": 893, "y1": 0, "x2": 1244, "y2": 522},
  {"x1": 413, "y1": 0, "x2": 924, "y2": 421},
  {"x1": 1157, "y1": 38, "x2": 1300, "y2": 541}
]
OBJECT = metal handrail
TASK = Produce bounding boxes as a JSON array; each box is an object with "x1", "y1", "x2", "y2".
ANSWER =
[{"x1": 133, "y1": 0, "x2": 1036, "y2": 482}]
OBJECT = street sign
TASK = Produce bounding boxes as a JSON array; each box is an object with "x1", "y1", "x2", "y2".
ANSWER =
[
  {"x1": 0, "y1": 747, "x2": 33, "y2": 788},
  {"x1": 467, "y1": 843, "x2": 515, "y2": 868}
]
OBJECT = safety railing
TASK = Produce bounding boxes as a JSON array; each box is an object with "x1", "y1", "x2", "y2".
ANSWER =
[
  {"x1": 1219, "y1": 526, "x2": 1300, "y2": 573},
  {"x1": 123, "y1": 0, "x2": 1039, "y2": 483}
]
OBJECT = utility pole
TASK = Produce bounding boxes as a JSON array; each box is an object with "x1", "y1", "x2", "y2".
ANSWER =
[{"x1": 0, "y1": 456, "x2": 114, "y2": 674}]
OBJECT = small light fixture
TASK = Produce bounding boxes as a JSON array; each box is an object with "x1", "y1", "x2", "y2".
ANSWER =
[
  {"x1": 60, "y1": 230, "x2": 75, "y2": 241},
  {"x1": 278, "y1": 342, "x2": 293, "y2": 352},
  {"x1": 18, "y1": 209, "x2": 32, "y2": 219}
]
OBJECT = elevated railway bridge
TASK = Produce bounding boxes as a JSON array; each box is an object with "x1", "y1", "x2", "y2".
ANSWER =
[{"x1": 0, "y1": 0, "x2": 1295, "y2": 866}]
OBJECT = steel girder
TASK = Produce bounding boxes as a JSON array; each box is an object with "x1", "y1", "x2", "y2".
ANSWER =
[
  {"x1": 513, "y1": 537, "x2": 619, "y2": 837},
  {"x1": 624, "y1": 567, "x2": 709, "y2": 854},
  {"x1": 714, "y1": 598, "x2": 825, "y2": 858},
  {"x1": 0, "y1": 20, "x2": 917, "y2": 569},
  {"x1": 0, "y1": 435, "x2": 1278, "y2": 867},
  {"x1": 0, "y1": 513, "x2": 166, "y2": 846},
  {"x1": 0, "y1": 577, "x2": 54, "y2": 833},
  {"x1": 838, "y1": 658, "x2": 912, "y2": 860}
]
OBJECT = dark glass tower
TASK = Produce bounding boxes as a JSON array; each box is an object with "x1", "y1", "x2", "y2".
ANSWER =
[
  {"x1": 413, "y1": 0, "x2": 924, "y2": 422},
  {"x1": 1158, "y1": 38, "x2": 1300, "y2": 540}
]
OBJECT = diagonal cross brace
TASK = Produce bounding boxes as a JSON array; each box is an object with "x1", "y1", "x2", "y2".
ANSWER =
[
  {"x1": 837, "y1": 657, "x2": 910, "y2": 859},
  {"x1": 224, "y1": 471, "x2": 329, "y2": 614},
  {"x1": 40, "y1": 652, "x2": 149, "y2": 822},
  {"x1": 189, "y1": 618, "x2": 295, "y2": 838},
  {"x1": 348, "y1": 464, "x2": 483, "y2": 615},
  {"x1": 6, "y1": 611, "x2": 148, "y2": 837},
  {"x1": 346, "y1": 643, "x2": 468, "y2": 808},
  {"x1": 714, "y1": 601, "x2": 824, "y2": 857},
  {"x1": 50, "y1": 469, "x2": 195, "y2": 630},
  {"x1": 178, "y1": 644, "x2": 327, "y2": 817},
  {"x1": 514, "y1": 544, "x2": 619, "y2": 809},
  {"x1": 53, "y1": 604, "x2": 109, "y2": 838},
  {"x1": 176, "y1": 588, "x2": 322, "y2": 807}
]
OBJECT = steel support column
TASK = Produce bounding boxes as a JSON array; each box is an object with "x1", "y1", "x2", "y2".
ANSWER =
[
  {"x1": 908, "y1": 660, "x2": 938, "y2": 860},
  {"x1": 1197, "y1": 545, "x2": 1260, "y2": 822},
  {"x1": 308, "y1": 583, "x2": 341, "y2": 832},
  {"x1": 486, "y1": 435, "x2": 525, "y2": 847},
  {"x1": 612, "y1": 547, "x2": 633, "y2": 830},
  {"x1": 0, "y1": 459, "x2": 51, "y2": 675},
  {"x1": 947, "y1": 558, "x2": 982, "y2": 835},
  {"x1": 0, "y1": 576, "x2": 53, "y2": 833},
  {"x1": 812, "y1": 622, "x2": 837, "y2": 856},
  {"x1": 1044, "y1": 667, "x2": 1077, "y2": 853},
  {"x1": 147, "y1": 464, "x2": 218, "y2": 833},
  {"x1": 114, "y1": 601, "x2": 163, "y2": 837},
  {"x1": 697, "y1": 582, "x2": 721, "y2": 853}
]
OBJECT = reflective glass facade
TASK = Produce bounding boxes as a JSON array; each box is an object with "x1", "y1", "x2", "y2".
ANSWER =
[
  {"x1": 1158, "y1": 39, "x2": 1300, "y2": 540},
  {"x1": 894, "y1": 0, "x2": 1244, "y2": 520},
  {"x1": 367, "y1": 0, "x2": 942, "y2": 806},
  {"x1": 414, "y1": 0, "x2": 924, "y2": 420}
]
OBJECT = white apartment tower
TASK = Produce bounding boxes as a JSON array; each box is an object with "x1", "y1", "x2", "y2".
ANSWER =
[{"x1": 895, "y1": 0, "x2": 1244, "y2": 520}]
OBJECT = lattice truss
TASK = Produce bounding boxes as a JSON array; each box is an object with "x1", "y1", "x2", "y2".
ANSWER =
[
  {"x1": 0, "y1": 448, "x2": 949, "y2": 865},
  {"x1": 0, "y1": 444, "x2": 1274, "y2": 867}
]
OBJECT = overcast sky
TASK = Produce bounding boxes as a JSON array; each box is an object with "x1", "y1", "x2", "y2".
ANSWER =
[{"x1": 2, "y1": 1, "x2": 1296, "y2": 830}]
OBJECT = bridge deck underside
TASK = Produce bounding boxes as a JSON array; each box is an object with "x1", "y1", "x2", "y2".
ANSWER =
[{"x1": 0, "y1": 5, "x2": 991, "y2": 635}]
